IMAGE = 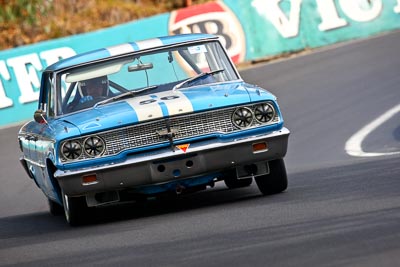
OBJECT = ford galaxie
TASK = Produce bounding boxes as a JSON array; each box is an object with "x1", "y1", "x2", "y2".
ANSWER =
[{"x1": 18, "y1": 34, "x2": 290, "y2": 225}]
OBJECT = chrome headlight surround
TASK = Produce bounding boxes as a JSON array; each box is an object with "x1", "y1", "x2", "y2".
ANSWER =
[
  {"x1": 232, "y1": 107, "x2": 254, "y2": 128},
  {"x1": 60, "y1": 135, "x2": 107, "y2": 162},
  {"x1": 231, "y1": 102, "x2": 279, "y2": 129},
  {"x1": 254, "y1": 102, "x2": 276, "y2": 124},
  {"x1": 61, "y1": 140, "x2": 83, "y2": 161},
  {"x1": 83, "y1": 136, "x2": 106, "y2": 157}
]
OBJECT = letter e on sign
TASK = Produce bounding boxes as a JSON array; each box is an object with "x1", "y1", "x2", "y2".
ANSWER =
[{"x1": 0, "y1": 61, "x2": 13, "y2": 109}]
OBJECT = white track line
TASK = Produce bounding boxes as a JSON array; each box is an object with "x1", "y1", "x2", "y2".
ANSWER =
[{"x1": 345, "y1": 104, "x2": 400, "y2": 157}]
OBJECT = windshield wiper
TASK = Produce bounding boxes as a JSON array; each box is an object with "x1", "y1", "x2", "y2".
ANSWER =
[
  {"x1": 94, "y1": 85, "x2": 158, "y2": 107},
  {"x1": 173, "y1": 69, "x2": 225, "y2": 90}
]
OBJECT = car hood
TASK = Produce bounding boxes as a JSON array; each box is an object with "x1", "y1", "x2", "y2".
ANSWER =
[{"x1": 61, "y1": 82, "x2": 276, "y2": 135}]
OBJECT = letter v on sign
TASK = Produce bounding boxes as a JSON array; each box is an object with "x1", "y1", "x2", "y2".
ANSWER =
[{"x1": 252, "y1": 0, "x2": 302, "y2": 38}]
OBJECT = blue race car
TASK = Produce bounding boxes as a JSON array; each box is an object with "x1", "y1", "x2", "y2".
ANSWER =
[{"x1": 18, "y1": 34, "x2": 290, "y2": 225}]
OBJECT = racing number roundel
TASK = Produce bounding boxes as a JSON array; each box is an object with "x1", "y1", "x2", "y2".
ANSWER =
[{"x1": 169, "y1": 1, "x2": 246, "y2": 64}]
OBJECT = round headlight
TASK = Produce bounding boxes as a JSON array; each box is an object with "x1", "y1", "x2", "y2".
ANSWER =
[
  {"x1": 61, "y1": 140, "x2": 82, "y2": 160},
  {"x1": 232, "y1": 107, "x2": 254, "y2": 128},
  {"x1": 83, "y1": 136, "x2": 105, "y2": 157},
  {"x1": 254, "y1": 103, "x2": 275, "y2": 124}
]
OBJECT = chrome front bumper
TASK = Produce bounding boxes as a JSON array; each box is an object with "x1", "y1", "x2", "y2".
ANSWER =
[{"x1": 55, "y1": 127, "x2": 289, "y2": 196}]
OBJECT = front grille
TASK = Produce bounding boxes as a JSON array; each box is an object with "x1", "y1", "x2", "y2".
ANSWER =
[{"x1": 100, "y1": 108, "x2": 236, "y2": 157}]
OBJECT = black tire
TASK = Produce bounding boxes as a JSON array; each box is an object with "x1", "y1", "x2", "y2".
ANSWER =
[
  {"x1": 223, "y1": 169, "x2": 253, "y2": 189},
  {"x1": 48, "y1": 199, "x2": 64, "y2": 216},
  {"x1": 62, "y1": 190, "x2": 89, "y2": 226},
  {"x1": 255, "y1": 159, "x2": 288, "y2": 195}
]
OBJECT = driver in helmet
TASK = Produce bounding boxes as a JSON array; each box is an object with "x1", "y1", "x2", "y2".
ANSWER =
[{"x1": 78, "y1": 76, "x2": 109, "y2": 104}]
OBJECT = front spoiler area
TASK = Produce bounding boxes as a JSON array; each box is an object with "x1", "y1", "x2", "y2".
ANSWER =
[{"x1": 55, "y1": 127, "x2": 290, "y2": 196}]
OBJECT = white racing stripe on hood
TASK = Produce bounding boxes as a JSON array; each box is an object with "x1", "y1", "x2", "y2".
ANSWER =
[
  {"x1": 126, "y1": 91, "x2": 194, "y2": 122},
  {"x1": 156, "y1": 90, "x2": 194, "y2": 115},
  {"x1": 126, "y1": 95, "x2": 163, "y2": 122}
]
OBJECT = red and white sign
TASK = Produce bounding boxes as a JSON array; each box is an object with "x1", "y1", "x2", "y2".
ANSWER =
[{"x1": 169, "y1": 1, "x2": 246, "y2": 64}]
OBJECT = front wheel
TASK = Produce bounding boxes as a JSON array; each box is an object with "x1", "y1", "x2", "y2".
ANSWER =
[
  {"x1": 62, "y1": 190, "x2": 90, "y2": 226},
  {"x1": 48, "y1": 199, "x2": 64, "y2": 216},
  {"x1": 255, "y1": 159, "x2": 288, "y2": 195}
]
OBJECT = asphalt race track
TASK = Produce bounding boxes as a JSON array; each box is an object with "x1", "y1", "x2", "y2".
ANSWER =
[{"x1": 1, "y1": 31, "x2": 399, "y2": 266}]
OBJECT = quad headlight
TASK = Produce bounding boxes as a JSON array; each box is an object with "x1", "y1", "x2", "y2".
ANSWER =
[
  {"x1": 232, "y1": 107, "x2": 254, "y2": 128},
  {"x1": 254, "y1": 103, "x2": 275, "y2": 123},
  {"x1": 231, "y1": 102, "x2": 278, "y2": 129},
  {"x1": 61, "y1": 135, "x2": 106, "y2": 162},
  {"x1": 83, "y1": 136, "x2": 106, "y2": 157},
  {"x1": 61, "y1": 140, "x2": 82, "y2": 160}
]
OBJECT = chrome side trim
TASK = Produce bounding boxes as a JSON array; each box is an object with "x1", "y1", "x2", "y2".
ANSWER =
[{"x1": 23, "y1": 157, "x2": 46, "y2": 168}]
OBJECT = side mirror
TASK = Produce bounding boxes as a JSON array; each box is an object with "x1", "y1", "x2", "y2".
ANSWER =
[{"x1": 34, "y1": 110, "x2": 47, "y2": 124}]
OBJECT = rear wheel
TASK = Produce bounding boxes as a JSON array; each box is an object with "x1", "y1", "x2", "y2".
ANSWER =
[
  {"x1": 62, "y1": 190, "x2": 90, "y2": 226},
  {"x1": 255, "y1": 159, "x2": 288, "y2": 195},
  {"x1": 223, "y1": 169, "x2": 253, "y2": 189}
]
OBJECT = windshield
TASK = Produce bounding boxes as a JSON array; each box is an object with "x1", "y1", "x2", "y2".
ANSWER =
[{"x1": 56, "y1": 41, "x2": 239, "y2": 115}]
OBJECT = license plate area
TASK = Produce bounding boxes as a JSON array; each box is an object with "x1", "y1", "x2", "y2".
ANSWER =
[{"x1": 150, "y1": 154, "x2": 206, "y2": 182}]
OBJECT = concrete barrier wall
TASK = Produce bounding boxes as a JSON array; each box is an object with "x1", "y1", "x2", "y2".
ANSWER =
[{"x1": 0, "y1": 0, "x2": 399, "y2": 127}]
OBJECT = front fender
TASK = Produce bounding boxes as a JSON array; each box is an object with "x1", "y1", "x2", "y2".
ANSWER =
[{"x1": 19, "y1": 157, "x2": 34, "y2": 179}]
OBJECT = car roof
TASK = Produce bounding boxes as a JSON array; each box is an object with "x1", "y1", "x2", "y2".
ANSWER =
[{"x1": 46, "y1": 34, "x2": 218, "y2": 72}]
